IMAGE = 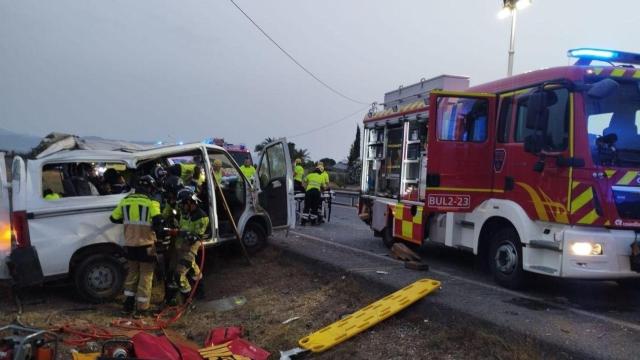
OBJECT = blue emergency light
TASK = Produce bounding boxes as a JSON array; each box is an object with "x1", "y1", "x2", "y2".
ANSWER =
[{"x1": 568, "y1": 48, "x2": 640, "y2": 66}]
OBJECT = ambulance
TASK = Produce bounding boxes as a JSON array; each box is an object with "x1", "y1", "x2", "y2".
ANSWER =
[
  {"x1": 0, "y1": 136, "x2": 295, "y2": 301},
  {"x1": 360, "y1": 49, "x2": 640, "y2": 288}
]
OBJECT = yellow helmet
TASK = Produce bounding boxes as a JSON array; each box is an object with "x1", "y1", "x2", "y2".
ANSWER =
[
  {"x1": 295, "y1": 158, "x2": 302, "y2": 164},
  {"x1": 213, "y1": 159, "x2": 222, "y2": 167}
]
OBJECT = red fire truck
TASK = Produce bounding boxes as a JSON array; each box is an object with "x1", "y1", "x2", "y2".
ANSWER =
[
  {"x1": 207, "y1": 138, "x2": 253, "y2": 165},
  {"x1": 359, "y1": 49, "x2": 640, "y2": 288}
]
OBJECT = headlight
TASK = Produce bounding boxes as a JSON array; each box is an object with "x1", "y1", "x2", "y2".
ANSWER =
[{"x1": 571, "y1": 242, "x2": 603, "y2": 256}]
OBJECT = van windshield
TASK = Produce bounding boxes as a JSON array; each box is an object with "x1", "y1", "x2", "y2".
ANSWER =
[{"x1": 585, "y1": 80, "x2": 640, "y2": 167}]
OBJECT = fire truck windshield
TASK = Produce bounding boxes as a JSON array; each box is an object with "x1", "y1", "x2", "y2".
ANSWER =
[
  {"x1": 585, "y1": 79, "x2": 640, "y2": 167},
  {"x1": 230, "y1": 151, "x2": 252, "y2": 166}
]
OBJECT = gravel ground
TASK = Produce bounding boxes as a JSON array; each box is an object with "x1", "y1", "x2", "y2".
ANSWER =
[{"x1": 0, "y1": 246, "x2": 566, "y2": 359}]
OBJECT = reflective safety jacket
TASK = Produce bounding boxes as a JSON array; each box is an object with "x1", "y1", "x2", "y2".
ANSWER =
[
  {"x1": 213, "y1": 170, "x2": 223, "y2": 184},
  {"x1": 294, "y1": 165, "x2": 304, "y2": 182},
  {"x1": 110, "y1": 193, "x2": 161, "y2": 247},
  {"x1": 179, "y1": 208, "x2": 210, "y2": 239},
  {"x1": 305, "y1": 173, "x2": 324, "y2": 191},
  {"x1": 320, "y1": 171, "x2": 330, "y2": 187},
  {"x1": 240, "y1": 165, "x2": 256, "y2": 180}
]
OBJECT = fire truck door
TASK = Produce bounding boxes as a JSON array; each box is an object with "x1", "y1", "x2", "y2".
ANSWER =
[{"x1": 426, "y1": 91, "x2": 498, "y2": 212}]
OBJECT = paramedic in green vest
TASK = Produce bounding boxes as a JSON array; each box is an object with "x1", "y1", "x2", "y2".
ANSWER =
[
  {"x1": 301, "y1": 166, "x2": 324, "y2": 225},
  {"x1": 166, "y1": 188, "x2": 209, "y2": 305},
  {"x1": 179, "y1": 163, "x2": 205, "y2": 188},
  {"x1": 239, "y1": 158, "x2": 256, "y2": 181},
  {"x1": 212, "y1": 159, "x2": 223, "y2": 185},
  {"x1": 293, "y1": 158, "x2": 305, "y2": 193},
  {"x1": 317, "y1": 161, "x2": 330, "y2": 190},
  {"x1": 110, "y1": 175, "x2": 162, "y2": 317}
]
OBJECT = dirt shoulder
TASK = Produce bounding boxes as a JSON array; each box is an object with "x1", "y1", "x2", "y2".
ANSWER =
[{"x1": 0, "y1": 246, "x2": 567, "y2": 359}]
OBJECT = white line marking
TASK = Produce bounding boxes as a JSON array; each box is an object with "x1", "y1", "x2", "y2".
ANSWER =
[{"x1": 287, "y1": 230, "x2": 640, "y2": 332}]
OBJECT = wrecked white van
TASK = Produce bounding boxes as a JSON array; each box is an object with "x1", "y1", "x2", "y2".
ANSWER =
[{"x1": 0, "y1": 136, "x2": 295, "y2": 302}]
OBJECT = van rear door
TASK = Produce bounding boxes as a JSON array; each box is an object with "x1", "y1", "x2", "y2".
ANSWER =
[
  {"x1": 0, "y1": 153, "x2": 11, "y2": 280},
  {"x1": 256, "y1": 139, "x2": 295, "y2": 229}
]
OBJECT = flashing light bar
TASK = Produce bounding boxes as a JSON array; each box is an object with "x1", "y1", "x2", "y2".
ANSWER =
[{"x1": 568, "y1": 48, "x2": 640, "y2": 66}]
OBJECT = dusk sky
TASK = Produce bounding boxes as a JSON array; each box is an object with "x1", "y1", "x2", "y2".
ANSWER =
[{"x1": 1, "y1": 0, "x2": 638, "y2": 160}]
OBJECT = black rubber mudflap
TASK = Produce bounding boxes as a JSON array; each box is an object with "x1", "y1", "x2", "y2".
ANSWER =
[{"x1": 7, "y1": 246, "x2": 44, "y2": 287}]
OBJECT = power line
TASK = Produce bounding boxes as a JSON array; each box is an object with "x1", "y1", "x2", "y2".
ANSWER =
[
  {"x1": 228, "y1": 0, "x2": 370, "y2": 105},
  {"x1": 287, "y1": 105, "x2": 370, "y2": 139}
]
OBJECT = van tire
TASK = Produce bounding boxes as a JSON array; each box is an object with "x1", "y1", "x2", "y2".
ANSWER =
[
  {"x1": 74, "y1": 253, "x2": 125, "y2": 303},
  {"x1": 242, "y1": 223, "x2": 267, "y2": 254},
  {"x1": 489, "y1": 227, "x2": 525, "y2": 289},
  {"x1": 382, "y1": 226, "x2": 396, "y2": 249}
]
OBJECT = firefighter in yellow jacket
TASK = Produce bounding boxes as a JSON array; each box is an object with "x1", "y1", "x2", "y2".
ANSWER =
[
  {"x1": 166, "y1": 188, "x2": 209, "y2": 305},
  {"x1": 110, "y1": 175, "x2": 162, "y2": 317}
]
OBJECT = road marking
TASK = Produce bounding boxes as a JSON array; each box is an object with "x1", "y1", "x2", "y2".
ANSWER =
[{"x1": 287, "y1": 230, "x2": 640, "y2": 332}]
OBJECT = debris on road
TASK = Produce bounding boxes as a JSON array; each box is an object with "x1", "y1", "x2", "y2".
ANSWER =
[
  {"x1": 281, "y1": 317, "x2": 301, "y2": 325},
  {"x1": 390, "y1": 243, "x2": 421, "y2": 262},
  {"x1": 375, "y1": 270, "x2": 389, "y2": 275}
]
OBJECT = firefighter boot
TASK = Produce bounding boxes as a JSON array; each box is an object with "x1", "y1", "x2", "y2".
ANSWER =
[
  {"x1": 192, "y1": 279, "x2": 206, "y2": 300},
  {"x1": 164, "y1": 287, "x2": 179, "y2": 307},
  {"x1": 121, "y1": 296, "x2": 135, "y2": 315}
]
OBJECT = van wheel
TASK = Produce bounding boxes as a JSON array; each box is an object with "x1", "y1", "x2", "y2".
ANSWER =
[
  {"x1": 489, "y1": 228, "x2": 525, "y2": 289},
  {"x1": 382, "y1": 226, "x2": 396, "y2": 249},
  {"x1": 74, "y1": 254, "x2": 125, "y2": 303},
  {"x1": 242, "y1": 223, "x2": 267, "y2": 254}
]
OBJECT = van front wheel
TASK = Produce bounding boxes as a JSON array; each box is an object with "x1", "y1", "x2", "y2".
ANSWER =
[
  {"x1": 242, "y1": 223, "x2": 267, "y2": 254},
  {"x1": 74, "y1": 254, "x2": 125, "y2": 303}
]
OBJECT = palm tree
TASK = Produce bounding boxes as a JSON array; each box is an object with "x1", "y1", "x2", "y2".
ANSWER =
[
  {"x1": 292, "y1": 148, "x2": 310, "y2": 163},
  {"x1": 254, "y1": 137, "x2": 276, "y2": 152}
]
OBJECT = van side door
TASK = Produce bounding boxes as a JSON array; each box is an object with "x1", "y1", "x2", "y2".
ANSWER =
[{"x1": 256, "y1": 139, "x2": 295, "y2": 229}]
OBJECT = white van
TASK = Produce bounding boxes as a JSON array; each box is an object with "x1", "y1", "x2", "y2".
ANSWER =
[{"x1": 0, "y1": 139, "x2": 295, "y2": 302}]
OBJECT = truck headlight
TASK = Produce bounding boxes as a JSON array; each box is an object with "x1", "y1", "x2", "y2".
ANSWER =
[{"x1": 570, "y1": 242, "x2": 603, "y2": 256}]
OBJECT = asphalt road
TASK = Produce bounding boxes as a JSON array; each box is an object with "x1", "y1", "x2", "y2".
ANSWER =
[{"x1": 273, "y1": 204, "x2": 640, "y2": 359}]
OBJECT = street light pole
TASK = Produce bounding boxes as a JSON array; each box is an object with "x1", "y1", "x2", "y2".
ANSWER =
[
  {"x1": 507, "y1": 8, "x2": 517, "y2": 77},
  {"x1": 499, "y1": 0, "x2": 530, "y2": 77}
]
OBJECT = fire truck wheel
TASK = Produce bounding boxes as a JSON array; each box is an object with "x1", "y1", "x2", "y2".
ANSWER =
[
  {"x1": 242, "y1": 222, "x2": 267, "y2": 254},
  {"x1": 74, "y1": 253, "x2": 125, "y2": 303},
  {"x1": 489, "y1": 228, "x2": 524, "y2": 289},
  {"x1": 382, "y1": 226, "x2": 396, "y2": 249}
]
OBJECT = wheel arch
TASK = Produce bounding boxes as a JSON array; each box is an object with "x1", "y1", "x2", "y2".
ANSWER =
[
  {"x1": 477, "y1": 216, "x2": 518, "y2": 269},
  {"x1": 69, "y1": 243, "x2": 125, "y2": 275},
  {"x1": 245, "y1": 215, "x2": 271, "y2": 237}
]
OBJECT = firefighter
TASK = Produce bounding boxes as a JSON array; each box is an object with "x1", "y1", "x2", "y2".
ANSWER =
[
  {"x1": 301, "y1": 166, "x2": 324, "y2": 225},
  {"x1": 293, "y1": 158, "x2": 305, "y2": 193},
  {"x1": 165, "y1": 188, "x2": 209, "y2": 305},
  {"x1": 239, "y1": 158, "x2": 256, "y2": 181},
  {"x1": 110, "y1": 175, "x2": 162, "y2": 317}
]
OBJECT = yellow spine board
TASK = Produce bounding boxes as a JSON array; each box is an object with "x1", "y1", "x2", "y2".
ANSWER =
[{"x1": 298, "y1": 278, "x2": 441, "y2": 353}]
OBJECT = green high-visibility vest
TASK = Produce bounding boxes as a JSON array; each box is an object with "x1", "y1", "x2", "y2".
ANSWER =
[{"x1": 305, "y1": 173, "x2": 323, "y2": 191}]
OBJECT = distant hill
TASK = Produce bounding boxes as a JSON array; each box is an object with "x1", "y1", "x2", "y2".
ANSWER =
[{"x1": 0, "y1": 128, "x2": 41, "y2": 153}]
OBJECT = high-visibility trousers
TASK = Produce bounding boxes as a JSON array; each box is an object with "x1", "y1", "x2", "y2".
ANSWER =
[{"x1": 124, "y1": 260, "x2": 155, "y2": 310}]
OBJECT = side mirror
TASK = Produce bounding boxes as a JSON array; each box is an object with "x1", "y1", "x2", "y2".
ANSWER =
[{"x1": 588, "y1": 78, "x2": 619, "y2": 99}]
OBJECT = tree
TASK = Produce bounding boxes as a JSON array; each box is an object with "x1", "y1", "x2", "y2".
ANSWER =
[
  {"x1": 319, "y1": 158, "x2": 336, "y2": 168},
  {"x1": 347, "y1": 126, "x2": 361, "y2": 167},
  {"x1": 291, "y1": 147, "x2": 311, "y2": 163},
  {"x1": 254, "y1": 137, "x2": 276, "y2": 152}
]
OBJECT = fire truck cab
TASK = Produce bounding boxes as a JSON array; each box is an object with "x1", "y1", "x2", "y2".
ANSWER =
[{"x1": 360, "y1": 49, "x2": 640, "y2": 288}]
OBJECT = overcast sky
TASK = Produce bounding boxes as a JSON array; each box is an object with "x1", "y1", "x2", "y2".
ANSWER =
[{"x1": 1, "y1": 0, "x2": 639, "y2": 160}]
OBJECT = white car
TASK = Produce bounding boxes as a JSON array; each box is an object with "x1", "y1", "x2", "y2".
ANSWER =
[{"x1": 0, "y1": 138, "x2": 295, "y2": 302}]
